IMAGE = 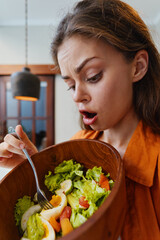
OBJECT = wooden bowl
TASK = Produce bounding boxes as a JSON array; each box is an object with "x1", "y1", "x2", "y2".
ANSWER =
[{"x1": 0, "y1": 139, "x2": 126, "y2": 240}]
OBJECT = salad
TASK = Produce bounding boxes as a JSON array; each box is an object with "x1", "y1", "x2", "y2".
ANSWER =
[{"x1": 14, "y1": 159, "x2": 114, "y2": 240}]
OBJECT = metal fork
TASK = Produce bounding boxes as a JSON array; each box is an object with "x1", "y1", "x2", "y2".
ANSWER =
[{"x1": 8, "y1": 126, "x2": 53, "y2": 210}]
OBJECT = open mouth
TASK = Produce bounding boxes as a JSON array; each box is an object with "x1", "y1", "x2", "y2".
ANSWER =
[
  {"x1": 79, "y1": 111, "x2": 98, "y2": 125},
  {"x1": 81, "y1": 111, "x2": 97, "y2": 119}
]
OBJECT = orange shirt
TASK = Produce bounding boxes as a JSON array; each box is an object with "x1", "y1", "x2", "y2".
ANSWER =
[{"x1": 71, "y1": 121, "x2": 160, "y2": 240}]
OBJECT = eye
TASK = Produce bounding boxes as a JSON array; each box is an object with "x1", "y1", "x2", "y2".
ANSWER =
[
  {"x1": 64, "y1": 79, "x2": 75, "y2": 91},
  {"x1": 67, "y1": 85, "x2": 75, "y2": 91},
  {"x1": 86, "y1": 71, "x2": 103, "y2": 83}
]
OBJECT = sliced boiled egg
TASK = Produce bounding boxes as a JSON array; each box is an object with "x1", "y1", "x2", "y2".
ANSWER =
[
  {"x1": 21, "y1": 204, "x2": 41, "y2": 232},
  {"x1": 21, "y1": 216, "x2": 55, "y2": 240},
  {"x1": 41, "y1": 193, "x2": 67, "y2": 221},
  {"x1": 40, "y1": 217, "x2": 55, "y2": 240}
]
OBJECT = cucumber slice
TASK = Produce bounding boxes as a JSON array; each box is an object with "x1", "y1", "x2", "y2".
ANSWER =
[
  {"x1": 21, "y1": 204, "x2": 41, "y2": 232},
  {"x1": 67, "y1": 194, "x2": 79, "y2": 210},
  {"x1": 55, "y1": 179, "x2": 73, "y2": 195}
]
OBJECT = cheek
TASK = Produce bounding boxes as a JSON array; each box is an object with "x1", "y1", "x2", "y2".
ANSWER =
[
  {"x1": 94, "y1": 75, "x2": 133, "y2": 110},
  {"x1": 92, "y1": 78, "x2": 117, "y2": 104}
]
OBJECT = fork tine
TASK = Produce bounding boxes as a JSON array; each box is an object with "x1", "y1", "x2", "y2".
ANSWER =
[
  {"x1": 39, "y1": 200, "x2": 48, "y2": 210},
  {"x1": 42, "y1": 202, "x2": 52, "y2": 210},
  {"x1": 46, "y1": 202, "x2": 54, "y2": 209},
  {"x1": 42, "y1": 204, "x2": 49, "y2": 210},
  {"x1": 39, "y1": 201, "x2": 46, "y2": 209},
  {"x1": 39, "y1": 199, "x2": 53, "y2": 210},
  {"x1": 37, "y1": 189, "x2": 53, "y2": 209},
  {"x1": 45, "y1": 203, "x2": 53, "y2": 210}
]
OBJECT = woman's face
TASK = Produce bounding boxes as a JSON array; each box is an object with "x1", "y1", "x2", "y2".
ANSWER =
[{"x1": 57, "y1": 35, "x2": 135, "y2": 131}]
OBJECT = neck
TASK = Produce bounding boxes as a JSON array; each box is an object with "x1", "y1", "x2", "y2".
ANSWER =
[{"x1": 98, "y1": 112, "x2": 139, "y2": 158}]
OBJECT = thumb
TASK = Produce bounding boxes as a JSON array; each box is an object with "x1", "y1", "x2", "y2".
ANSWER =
[{"x1": 15, "y1": 125, "x2": 28, "y2": 142}]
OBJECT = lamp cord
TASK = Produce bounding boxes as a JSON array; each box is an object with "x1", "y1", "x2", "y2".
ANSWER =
[{"x1": 25, "y1": 0, "x2": 28, "y2": 66}]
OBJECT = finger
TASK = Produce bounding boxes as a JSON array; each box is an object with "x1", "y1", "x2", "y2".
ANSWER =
[
  {"x1": 0, "y1": 142, "x2": 24, "y2": 157},
  {"x1": 15, "y1": 125, "x2": 30, "y2": 143},
  {"x1": 0, "y1": 142, "x2": 13, "y2": 157},
  {"x1": 5, "y1": 143, "x2": 25, "y2": 156},
  {"x1": 0, "y1": 148, "x2": 13, "y2": 158},
  {"x1": 0, "y1": 153, "x2": 26, "y2": 161},
  {"x1": 0, "y1": 154, "x2": 26, "y2": 168},
  {"x1": 0, "y1": 150, "x2": 13, "y2": 158},
  {"x1": 0, "y1": 157, "x2": 5, "y2": 162},
  {"x1": 11, "y1": 153, "x2": 26, "y2": 160},
  {"x1": 4, "y1": 134, "x2": 25, "y2": 150},
  {"x1": 16, "y1": 125, "x2": 38, "y2": 155}
]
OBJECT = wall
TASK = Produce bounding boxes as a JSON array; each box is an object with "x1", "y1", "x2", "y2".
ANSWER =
[
  {"x1": 0, "y1": 26, "x2": 53, "y2": 64},
  {"x1": 55, "y1": 74, "x2": 81, "y2": 143}
]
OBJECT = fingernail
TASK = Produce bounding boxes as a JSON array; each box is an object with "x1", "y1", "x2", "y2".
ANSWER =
[
  {"x1": 9, "y1": 153, "x2": 13, "y2": 158},
  {"x1": 20, "y1": 144, "x2": 25, "y2": 149}
]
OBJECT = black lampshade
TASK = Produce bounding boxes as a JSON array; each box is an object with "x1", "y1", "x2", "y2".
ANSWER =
[{"x1": 11, "y1": 67, "x2": 40, "y2": 101}]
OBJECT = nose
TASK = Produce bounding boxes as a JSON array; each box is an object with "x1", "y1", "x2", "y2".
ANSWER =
[{"x1": 72, "y1": 83, "x2": 90, "y2": 103}]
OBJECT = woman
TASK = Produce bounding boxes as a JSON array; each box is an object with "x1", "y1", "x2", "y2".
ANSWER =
[{"x1": 0, "y1": 0, "x2": 160, "y2": 239}]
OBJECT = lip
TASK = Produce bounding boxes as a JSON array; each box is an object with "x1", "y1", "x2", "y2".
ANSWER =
[{"x1": 79, "y1": 110, "x2": 98, "y2": 126}]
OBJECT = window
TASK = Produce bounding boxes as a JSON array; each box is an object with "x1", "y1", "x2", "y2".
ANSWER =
[{"x1": 0, "y1": 72, "x2": 55, "y2": 150}]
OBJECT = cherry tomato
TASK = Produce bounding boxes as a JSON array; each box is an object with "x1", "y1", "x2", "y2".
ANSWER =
[
  {"x1": 79, "y1": 196, "x2": 90, "y2": 208},
  {"x1": 99, "y1": 173, "x2": 108, "y2": 185},
  {"x1": 100, "y1": 180, "x2": 110, "y2": 191},
  {"x1": 60, "y1": 206, "x2": 72, "y2": 222}
]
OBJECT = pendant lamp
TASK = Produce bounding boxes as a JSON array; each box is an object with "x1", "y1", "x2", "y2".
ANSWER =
[{"x1": 11, "y1": 0, "x2": 40, "y2": 101}]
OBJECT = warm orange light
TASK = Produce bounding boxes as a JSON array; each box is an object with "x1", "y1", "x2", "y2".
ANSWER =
[{"x1": 14, "y1": 96, "x2": 38, "y2": 101}]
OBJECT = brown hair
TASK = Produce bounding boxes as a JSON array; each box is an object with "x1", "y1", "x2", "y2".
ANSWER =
[{"x1": 51, "y1": 0, "x2": 160, "y2": 133}]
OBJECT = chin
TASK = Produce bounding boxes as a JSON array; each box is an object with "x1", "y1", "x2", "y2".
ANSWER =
[{"x1": 90, "y1": 124, "x2": 106, "y2": 131}]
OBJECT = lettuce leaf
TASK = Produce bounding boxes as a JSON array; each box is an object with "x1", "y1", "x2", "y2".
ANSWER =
[
  {"x1": 74, "y1": 179, "x2": 107, "y2": 204},
  {"x1": 45, "y1": 159, "x2": 84, "y2": 193},
  {"x1": 70, "y1": 203, "x2": 97, "y2": 228},
  {"x1": 82, "y1": 202, "x2": 98, "y2": 219},
  {"x1": 109, "y1": 179, "x2": 115, "y2": 189},
  {"x1": 70, "y1": 209, "x2": 87, "y2": 228},
  {"x1": 55, "y1": 159, "x2": 83, "y2": 179},
  {"x1": 67, "y1": 189, "x2": 81, "y2": 210},
  {"x1": 27, "y1": 214, "x2": 44, "y2": 240},
  {"x1": 44, "y1": 171, "x2": 62, "y2": 192},
  {"x1": 86, "y1": 166, "x2": 102, "y2": 182},
  {"x1": 14, "y1": 195, "x2": 34, "y2": 227}
]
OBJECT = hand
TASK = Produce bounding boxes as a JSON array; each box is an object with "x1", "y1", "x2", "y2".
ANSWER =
[{"x1": 0, "y1": 125, "x2": 38, "y2": 168}]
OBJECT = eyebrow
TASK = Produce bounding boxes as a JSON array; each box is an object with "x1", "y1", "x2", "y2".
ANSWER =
[{"x1": 61, "y1": 57, "x2": 97, "y2": 80}]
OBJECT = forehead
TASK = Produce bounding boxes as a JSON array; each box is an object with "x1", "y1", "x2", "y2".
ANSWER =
[
  {"x1": 57, "y1": 35, "x2": 114, "y2": 69},
  {"x1": 57, "y1": 35, "x2": 125, "y2": 73},
  {"x1": 57, "y1": 35, "x2": 99, "y2": 59}
]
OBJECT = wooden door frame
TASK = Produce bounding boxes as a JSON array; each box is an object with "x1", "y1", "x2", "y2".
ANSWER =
[{"x1": 0, "y1": 64, "x2": 58, "y2": 76}]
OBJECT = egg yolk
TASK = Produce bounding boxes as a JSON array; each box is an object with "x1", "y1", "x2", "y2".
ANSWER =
[
  {"x1": 50, "y1": 195, "x2": 61, "y2": 207},
  {"x1": 42, "y1": 223, "x2": 49, "y2": 238}
]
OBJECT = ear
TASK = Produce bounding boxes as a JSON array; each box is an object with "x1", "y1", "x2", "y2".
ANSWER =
[{"x1": 132, "y1": 50, "x2": 149, "y2": 83}]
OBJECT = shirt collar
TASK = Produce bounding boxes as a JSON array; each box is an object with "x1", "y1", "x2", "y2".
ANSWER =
[{"x1": 123, "y1": 121, "x2": 158, "y2": 187}]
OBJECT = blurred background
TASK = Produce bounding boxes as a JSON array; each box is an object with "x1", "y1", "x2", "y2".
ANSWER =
[{"x1": 0, "y1": 0, "x2": 160, "y2": 179}]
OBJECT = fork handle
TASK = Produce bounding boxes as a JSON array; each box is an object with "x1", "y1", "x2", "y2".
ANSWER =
[
  {"x1": 22, "y1": 148, "x2": 40, "y2": 188},
  {"x1": 8, "y1": 127, "x2": 40, "y2": 190}
]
